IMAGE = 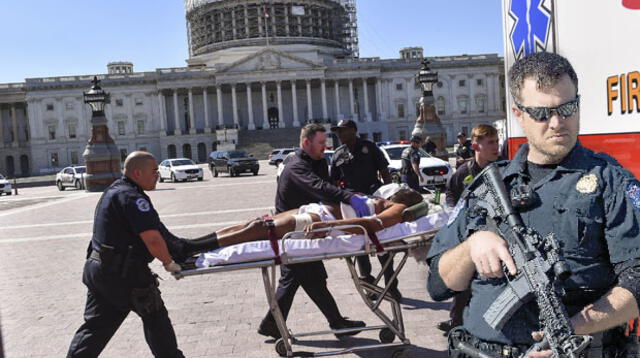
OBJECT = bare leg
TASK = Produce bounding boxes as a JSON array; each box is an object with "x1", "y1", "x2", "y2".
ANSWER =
[{"x1": 216, "y1": 211, "x2": 320, "y2": 247}]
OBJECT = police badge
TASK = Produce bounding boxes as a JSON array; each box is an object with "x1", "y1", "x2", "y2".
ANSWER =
[{"x1": 576, "y1": 174, "x2": 597, "y2": 194}]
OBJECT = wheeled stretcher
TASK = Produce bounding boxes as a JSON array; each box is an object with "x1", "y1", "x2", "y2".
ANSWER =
[{"x1": 177, "y1": 207, "x2": 448, "y2": 357}]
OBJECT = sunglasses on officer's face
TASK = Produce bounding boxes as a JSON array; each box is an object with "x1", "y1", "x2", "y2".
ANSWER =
[{"x1": 515, "y1": 95, "x2": 580, "y2": 122}]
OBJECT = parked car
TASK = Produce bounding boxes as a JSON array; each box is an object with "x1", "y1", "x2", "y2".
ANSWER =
[
  {"x1": 209, "y1": 150, "x2": 259, "y2": 177},
  {"x1": 276, "y1": 149, "x2": 334, "y2": 181},
  {"x1": 268, "y1": 148, "x2": 297, "y2": 166},
  {"x1": 55, "y1": 166, "x2": 87, "y2": 191},
  {"x1": 158, "y1": 158, "x2": 204, "y2": 182},
  {"x1": 0, "y1": 174, "x2": 12, "y2": 195},
  {"x1": 378, "y1": 143, "x2": 452, "y2": 189}
]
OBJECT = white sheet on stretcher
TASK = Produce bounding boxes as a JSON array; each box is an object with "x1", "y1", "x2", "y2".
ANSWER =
[{"x1": 195, "y1": 210, "x2": 449, "y2": 268}]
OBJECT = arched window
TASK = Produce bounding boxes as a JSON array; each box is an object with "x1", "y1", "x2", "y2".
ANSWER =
[
  {"x1": 197, "y1": 143, "x2": 207, "y2": 163},
  {"x1": 167, "y1": 144, "x2": 177, "y2": 159},
  {"x1": 475, "y1": 95, "x2": 487, "y2": 113},
  {"x1": 457, "y1": 96, "x2": 469, "y2": 115},
  {"x1": 183, "y1": 144, "x2": 192, "y2": 159},
  {"x1": 20, "y1": 155, "x2": 29, "y2": 176}
]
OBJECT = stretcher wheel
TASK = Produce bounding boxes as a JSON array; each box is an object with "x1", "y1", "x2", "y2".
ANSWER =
[
  {"x1": 391, "y1": 348, "x2": 411, "y2": 358},
  {"x1": 379, "y1": 328, "x2": 395, "y2": 343},
  {"x1": 275, "y1": 338, "x2": 288, "y2": 357}
]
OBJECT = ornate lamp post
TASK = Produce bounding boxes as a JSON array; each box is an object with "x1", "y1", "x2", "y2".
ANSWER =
[
  {"x1": 82, "y1": 76, "x2": 121, "y2": 192},
  {"x1": 412, "y1": 59, "x2": 447, "y2": 156}
]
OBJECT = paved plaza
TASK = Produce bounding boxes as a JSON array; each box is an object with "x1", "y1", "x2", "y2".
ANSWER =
[{"x1": 0, "y1": 161, "x2": 450, "y2": 357}]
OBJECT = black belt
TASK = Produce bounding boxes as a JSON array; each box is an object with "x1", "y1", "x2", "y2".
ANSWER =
[{"x1": 448, "y1": 328, "x2": 528, "y2": 358}]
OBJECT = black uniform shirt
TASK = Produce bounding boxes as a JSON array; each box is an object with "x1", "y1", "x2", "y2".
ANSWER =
[
  {"x1": 456, "y1": 140, "x2": 474, "y2": 167},
  {"x1": 445, "y1": 159, "x2": 483, "y2": 207},
  {"x1": 275, "y1": 150, "x2": 353, "y2": 213},
  {"x1": 330, "y1": 138, "x2": 389, "y2": 195},
  {"x1": 92, "y1": 176, "x2": 161, "y2": 262}
]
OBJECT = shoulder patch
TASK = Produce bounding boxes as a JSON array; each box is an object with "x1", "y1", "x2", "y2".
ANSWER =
[
  {"x1": 136, "y1": 198, "x2": 151, "y2": 212},
  {"x1": 627, "y1": 181, "x2": 640, "y2": 211}
]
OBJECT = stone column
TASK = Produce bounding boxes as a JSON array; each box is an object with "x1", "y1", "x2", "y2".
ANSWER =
[
  {"x1": 216, "y1": 86, "x2": 224, "y2": 128},
  {"x1": 11, "y1": 104, "x2": 18, "y2": 145},
  {"x1": 188, "y1": 88, "x2": 196, "y2": 133},
  {"x1": 363, "y1": 78, "x2": 371, "y2": 121},
  {"x1": 0, "y1": 105, "x2": 5, "y2": 146},
  {"x1": 321, "y1": 79, "x2": 328, "y2": 120},
  {"x1": 291, "y1": 80, "x2": 300, "y2": 127},
  {"x1": 375, "y1": 78, "x2": 383, "y2": 121},
  {"x1": 276, "y1": 81, "x2": 284, "y2": 128},
  {"x1": 157, "y1": 92, "x2": 166, "y2": 134},
  {"x1": 467, "y1": 74, "x2": 473, "y2": 113},
  {"x1": 246, "y1": 83, "x2": 255, "y2": 130},
  {"x1": 261, "y1": 82, "x2": 269, "y2": 128},
  {"x1": 126, "y1": 95, "x2": 135, "y2": 136},
  {"x1": 203, "y1": 88, "x2": 210, "y2": 132},
  {"x1": 231, "y1": 84, "x2": 239, "y2": 128},
  {"x1": 494, "y1": 74, "x2": 502, "y2": 111},
  {"x1": 306, "y1": 80, "x2": 313, "y2": 121},
  {"x1": 348, "y1": 79, "x2": 355, "y2": 120},
  {"x1": 173, "y1": 89, "x2": 181, "y2": 135},
  {"x1": 334, "y1": 80, "x2": 341, "y2": 120}
]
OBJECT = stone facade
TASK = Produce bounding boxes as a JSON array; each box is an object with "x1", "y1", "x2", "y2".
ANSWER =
[{"x1": 0, "y1": 1, "x2": 505, "y2": 177}]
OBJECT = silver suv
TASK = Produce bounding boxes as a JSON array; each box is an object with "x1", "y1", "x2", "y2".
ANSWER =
[
  {"x1": 55, "y1": 166, "x2": 87, "y2": 191},
  {"x1": 268, "y1": 148, "x2": 296, "y2": 166}
]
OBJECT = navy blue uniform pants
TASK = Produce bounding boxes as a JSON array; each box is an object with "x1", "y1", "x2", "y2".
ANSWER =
[
  {"x1": 262, "y1": 262, "x2": 343, "y2": 326},
  {"x1": 67, "y1": 259, "x2": 184, "y2": 358},
  {"x1": 356, "y1": 254, "x2": 398, "y2": 291},
  {"x1": 402, "y1": 173, "x2": 420, "y2": 192}
]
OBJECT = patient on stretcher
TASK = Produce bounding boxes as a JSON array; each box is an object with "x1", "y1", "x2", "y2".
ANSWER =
[{"x1": 164, "y1": 184, "x2": 429, "y2": 264}]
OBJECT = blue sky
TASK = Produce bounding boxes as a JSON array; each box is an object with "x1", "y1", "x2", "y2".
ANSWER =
[{"x1": 0, "y1": 1, "x2": 504, "y2": 84}]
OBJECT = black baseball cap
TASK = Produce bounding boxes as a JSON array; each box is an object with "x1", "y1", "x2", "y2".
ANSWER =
[
  {"x1": 331, "y1": 119, "x2": 358, "y2": 132},
  {"x1": 457, "y1": 132, "x2": 467, "y2": 138}
]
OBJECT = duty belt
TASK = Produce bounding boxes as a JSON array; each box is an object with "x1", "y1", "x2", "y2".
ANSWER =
[
  {"x1": 448, "y1": 327, "x2": 528, "y2": 358},
  {"x1": 89, "y1": 249, "x2": 101, "y2": 262}
]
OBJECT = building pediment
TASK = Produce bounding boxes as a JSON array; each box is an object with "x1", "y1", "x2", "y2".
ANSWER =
[{"x1": 217, "y1": 48, "x2": 322, "y2": 74}]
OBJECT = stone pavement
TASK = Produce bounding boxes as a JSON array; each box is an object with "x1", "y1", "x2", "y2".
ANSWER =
[{"x1": 0, "y1": 162, "x2": 451, "y2": 357}]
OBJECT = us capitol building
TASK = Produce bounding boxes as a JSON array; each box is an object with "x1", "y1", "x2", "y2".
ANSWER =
[{"x1": 0, "y1": 0, "x2": 504, "y2": 177}]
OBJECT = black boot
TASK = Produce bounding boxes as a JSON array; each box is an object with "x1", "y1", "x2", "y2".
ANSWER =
[
  {"x1": 330, "y1": 317, "x2": 366, "y2": 338},
  {"x1": 160, "y1": 223, "x2": 219, "y2": 262}
]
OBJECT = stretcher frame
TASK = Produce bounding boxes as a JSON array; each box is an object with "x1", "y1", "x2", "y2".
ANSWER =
[{"x1": 178, "y1": 224, "x2": 439, "y2": 357}]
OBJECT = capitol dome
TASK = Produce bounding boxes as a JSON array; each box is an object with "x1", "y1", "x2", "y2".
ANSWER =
[{"x1": 184, "y1": 0, "x2": 358, "y2": 66}]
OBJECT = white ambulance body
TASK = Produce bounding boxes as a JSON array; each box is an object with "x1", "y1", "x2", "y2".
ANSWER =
[{"x1": 501, "y1": 0, "x2": 640, "y2": 177}]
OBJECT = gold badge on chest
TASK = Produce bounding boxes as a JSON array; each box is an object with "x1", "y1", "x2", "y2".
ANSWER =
[{"x1": 576, "y1": 174, "x2": 598, "y2": 194}]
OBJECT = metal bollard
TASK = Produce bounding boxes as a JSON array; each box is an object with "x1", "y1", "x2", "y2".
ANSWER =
[{"x1": 13, "y1": 178, "x2": 18, "y2": 195}]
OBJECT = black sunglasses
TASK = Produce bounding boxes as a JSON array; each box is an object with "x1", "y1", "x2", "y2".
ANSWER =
[{"x1": 515, "y1": 95, "x2": 580, "y2": 122}]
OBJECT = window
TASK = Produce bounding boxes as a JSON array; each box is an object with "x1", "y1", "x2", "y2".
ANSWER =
[
  {"x1": 477, "y1": 79, "x2": 484, "y2": 86},
  {"x1": 115, "y1": 99, "x2": 124, "y2": 107},
  {"x1": 396, "y1": 83, "x2": 403, "y2": 91},
  {"x1": 135, "y1": 98, "x2": 143, "y2": 106},
  {"x1": 458, "y1": 80, "x2": 466, "y2": 87},
  {"x1": 50, "y1": 152, "x2": 59, "y2": 167},
  {"x1": 137, "y1": 120, "x2": 145, "y2": 134},
  {"x1": 436, "y1": 97, "x2": 446, "y2": 116},
  {"x1": 68, "y1": 124, "x2": 76, "y2": 139},
  {"x1": 117, "y1": 121, "x2": 125, "y2": 136},
  {"x1": 48, "y1": 125, "x2": 56, "y2": 140},
  {"x1": 65, "y1": 102, "x2": 74, "y2": 110},
  {"x1": 70, "y1": 151, "x2": 79, "y2": 165},
  {"x1": 397, "y1": 103, "x2": 405, "y2": 118},
  {"x1": 458, "y1": 96, "x2": 468, "y2": 114},
  {"x1": 46, "y1": 104, "x2": 54, "y2": 111},
  {"x1": 120, "y1": 149, "x2": 128, "y2": 162},
  {"x1": 476, "y1": 95, "x2": 486, "y2": 113},
  {"x1": 373, "y1": 132, "x2": 382, "y2": 142}
]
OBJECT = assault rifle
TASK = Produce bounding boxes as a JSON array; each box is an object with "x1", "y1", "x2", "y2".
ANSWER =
[{"x1": 470, "y1": 165, "x2": 592, "y2": 358}]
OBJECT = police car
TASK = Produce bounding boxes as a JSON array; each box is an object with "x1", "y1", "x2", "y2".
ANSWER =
[
  {"x1": 0, "y1": 173, "x2": 12, "y2": 195},
  {"x1": 378, "y1": 142, "x2": 452, "y2": 188},
  {"x1": 158, "y1": 158, "x2": 204, "y2": 182},
  {"x1": 55, "y1": 166, "x2": 86, "y2": 191}
]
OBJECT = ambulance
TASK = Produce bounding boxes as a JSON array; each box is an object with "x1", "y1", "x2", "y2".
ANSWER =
[{"x1": 501, "y1": 0, "x2": 640, "y2": 178}]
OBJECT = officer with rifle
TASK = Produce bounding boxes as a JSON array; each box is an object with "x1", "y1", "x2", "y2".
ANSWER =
[{"x1": 426, "y1": 52, "x2": 640, "y2": 357}]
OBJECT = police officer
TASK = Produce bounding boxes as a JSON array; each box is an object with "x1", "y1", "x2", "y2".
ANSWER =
[
  {"x1": 67, "y1": 151, "x2": 185, "y2": 358},
  {"x1": 400, "y1": 135, "x2": 423, "y2": 191},
  {"x1": 455, "y1": 132, "x2": 474, "y2": 169},
  {"x1": 427, "y1": 52, "x2": 640, "y2": 357},
  {"x1": 258, "y1": 123, "x2": 367, "y2": 339},
  {"x1": 438, "y1": 124, "x2": 500, "y2": 335},
  {"x1": 422, "y1": 136, "x2": 438, "y2": 156},
  {"x1": 330, "y1": 119, "x2": 402, "y2": 301}
]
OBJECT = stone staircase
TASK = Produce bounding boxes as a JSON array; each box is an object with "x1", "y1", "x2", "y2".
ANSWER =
[{"x1": 237, "y1": 127, "x2": 301, "y2": 160}]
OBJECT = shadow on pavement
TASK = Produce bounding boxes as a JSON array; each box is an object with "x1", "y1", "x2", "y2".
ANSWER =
[{"x1": 401, "y1": 297, "x2": 451, "y2": 311}]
